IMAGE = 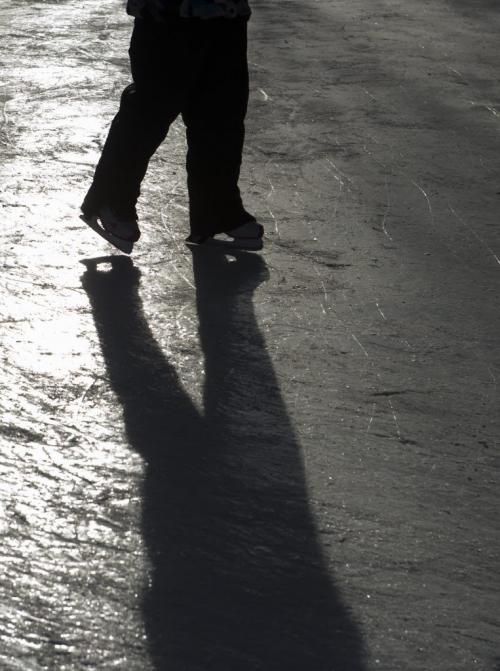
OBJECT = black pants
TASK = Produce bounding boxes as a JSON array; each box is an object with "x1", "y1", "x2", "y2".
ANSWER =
[{"x1": 83, "y1": 17, "x2": 250, "y2": 237}]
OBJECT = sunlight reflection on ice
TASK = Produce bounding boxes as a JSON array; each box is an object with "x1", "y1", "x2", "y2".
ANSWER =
[
  {"x1": 6, "y1": 316, "x2": 94, "y2": 377},
  {"x1": 0, "y1": 2, "x2": 152, "y2": 669}
]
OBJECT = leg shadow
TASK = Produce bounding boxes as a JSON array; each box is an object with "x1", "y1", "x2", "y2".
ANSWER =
[{"x1": 81, "y1": 252, "x2": 367, "y2": 670}]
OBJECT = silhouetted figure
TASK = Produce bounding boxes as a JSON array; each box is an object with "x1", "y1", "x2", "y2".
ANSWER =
[
  {"x1": 81, "y1": 0, "x2": 263, "y2": 251},
  {"x1": 81, "y1": 252, "x2": 367, "y2": 670}
]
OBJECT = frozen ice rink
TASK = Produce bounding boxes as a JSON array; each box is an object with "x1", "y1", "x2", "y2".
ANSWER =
[{"x1": 1, "y1": 1, "x2": 499, "y2": 669}]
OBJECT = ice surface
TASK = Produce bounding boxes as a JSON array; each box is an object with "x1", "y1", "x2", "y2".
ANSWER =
[{"x1": 1, "y1": 0, "x2": 499, "y2": 669}]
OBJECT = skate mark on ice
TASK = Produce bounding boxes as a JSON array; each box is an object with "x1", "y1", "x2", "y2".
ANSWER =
[
  {"x1": 448, "y1": 203, "x2": 500, "y2": 267},
  {"x1": 325, "y1": 156, "x2": 353, "y2": 191},
  {"x1": 347, "y1": 332, "x2": 410, "y2": 443},
  {"x1": 446, "y1": 65, "x2": 467, "y2": 83},
  {"x1": 366, "y1": 402, "x2": 377, "y2": 433},
  {"x1": 375, "y1": 301, "x2": 387, "y2": 321},
  {"x1": 1, "y1": 98, "x2": 15, "y2": 148},
  {"x1": 381, "y1": 176, "x2": 393, "y2": 241},
  {"x1": 411, "y1": 180, "x2": 434, "y2": 221},
  {"x1": 323, "y1": 157, "x2": 346, "y2": 225},
  {"x1": 312, "y1": 265, "x2": 330, "y2": 316},
  {"x1": 468, "y1": 100, "x2": 500, "y2": 119},
  {"x1": 71, "y1": 375, "x2": 103, "y2": 424},
  {"x1": 388, "y1": 398, "x2": 402, "y2": 440},
  {"x1": 265, "y1": 174, "x2": 279, "y2": 237},
  {"x1": 351, "y1": 334, "x2": 369, "y2": 359}
]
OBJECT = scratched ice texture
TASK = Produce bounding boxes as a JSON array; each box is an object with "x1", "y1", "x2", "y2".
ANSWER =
[{"x1": 1, "y1": 0, "x2": 499, "y2": 669}]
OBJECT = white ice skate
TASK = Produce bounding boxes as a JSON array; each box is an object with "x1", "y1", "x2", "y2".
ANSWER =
[
  {"x1": 80, "y1": 206, "x2": 140, "y2": 255},
  {"x1": 186, "y1": 220, "x2": 264, "y2": 251}
]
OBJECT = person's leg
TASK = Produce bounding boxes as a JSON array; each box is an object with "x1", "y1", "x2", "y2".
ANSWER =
[
  {"x1": 182, "y1": 18, "x2": 256, "y2": 239},
  {"x1": 82, "y1": 19, "x2": 189, "y2": 219}
]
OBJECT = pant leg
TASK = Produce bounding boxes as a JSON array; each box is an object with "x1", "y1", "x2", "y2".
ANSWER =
[
  {"x1": 83, "y1": 19, "x2": 190, "y2": 216},
  {"x1": 182, "y1": 18, "x2": 251, "y2": 237}
]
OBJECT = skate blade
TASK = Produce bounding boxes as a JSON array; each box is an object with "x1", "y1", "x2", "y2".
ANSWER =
[
  {"x1": 80, "y1": 214, "x2": 134, "y2": 255},
  {"x1": 185, "y1": 235, "x2": 263, "y2": 251}
]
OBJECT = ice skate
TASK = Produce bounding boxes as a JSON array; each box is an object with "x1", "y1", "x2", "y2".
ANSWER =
[
  {"x1": 80, "y1": 205, "x2": 140, "y2": 255},
  {"x1": 186, "y1": 220, "x2": 264, "y2": 251}
]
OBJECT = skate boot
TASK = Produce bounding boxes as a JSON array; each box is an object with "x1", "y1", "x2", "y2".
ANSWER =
[
  {"x1": 81, "y1": 205, "x2": 140, "y2": 255},
  {"x1": 186, "y1": 218, "x2": 264, "y2": 251}
]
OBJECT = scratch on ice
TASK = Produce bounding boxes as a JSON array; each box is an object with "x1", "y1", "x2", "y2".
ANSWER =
[
  {"x1": 412, "y1": 180, "x2": 433, "y2": 219},
  {"x1": 382, "y1": 176, "x2": 393, "y2": 241},
  {"x1": 388, "y1": 398, "x2": 402, "y2": 439},
  {"x1": 376, "y1": 302, "x2": 387, "y2": 320},
  {"x1": 266, "y1": 175, "x2": 279, "y2": 236},
  {"x1": 325, "y1": 157, "x2": 351, "y2": 190},
  {"x1": 313, "y1": 266, "x2": 329, "y2": 315},
  {"x1": 366, "y1": 401, "x2": 377, "y2": 433},
  {"x1": 351, "y1": 334, "x2": 369, "y2": 358},
  {"x1": 448, "y1": 203, "x2": 500, "y2": 266}
]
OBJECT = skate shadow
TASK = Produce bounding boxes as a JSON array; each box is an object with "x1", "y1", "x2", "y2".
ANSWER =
[{"x1": 81, "y1": 251, "x2": 367, "y2": 671}]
